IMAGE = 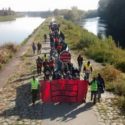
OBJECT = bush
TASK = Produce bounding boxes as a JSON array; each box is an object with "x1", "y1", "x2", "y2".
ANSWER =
[
  {"x1": 99, "y1": 66, "x2": 125, "y2": 95},
  {"x1": 100, "y1": 65, "x2": 122, "y2": 82},
  {"x1": 0, "y1": 43, "x2": 17, "y2": 68},
  {"x1": 114, "y1": 81, "x2": 125, "y2": 96},
  {"x1": 115, "y1": 60, "x2": 125, "y2": 72},
  {"x1": 115, "y1": 96, "x2": 125, "y2": 112}
]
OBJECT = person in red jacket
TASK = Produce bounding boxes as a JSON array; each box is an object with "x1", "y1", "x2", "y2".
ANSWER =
[
  {"x1": 54, "y1": 37, "x2": 59, "y2": 48},
  {"x1": 56, "y1": 43, "x2": 62, "y2": 55}
]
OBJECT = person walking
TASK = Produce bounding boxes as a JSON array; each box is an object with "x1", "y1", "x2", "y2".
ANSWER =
[
  {"x1": 44, "y1": 34, "x2": 47, "y2": 42},
  {"x1": 32, "y1": 42, "x2": 36, "y2": 54},
  {"x1": 90, "y1": 77, "x2": 98, "y2": 104},
  {"x1": 36, "y1": 56, "x2": 43, "y2": 75},
  {"x1": 77, "y1": 54, "x2": 83, "y2": 72},
  {"x1": 37, "y1": 42, "x2": 42, "y2": 54},
  {"x1": 83, "y1": 61, "x2": 93, "y2": 80},
  {"x1": 31, "y1": 76, "x2": 39, "y2": 106},
  {"x1": 49, "y1": 57, "x2": 55, "y2": 74},
  {"x1": 43, "y1": 64, "x2": 51, "y2": 80},
  {"x1": 97, "y1": 73, "x2": 105, "y2": 102}
]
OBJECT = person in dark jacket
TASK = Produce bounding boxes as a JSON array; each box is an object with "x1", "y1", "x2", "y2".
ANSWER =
[
  {"x1": 44, "y1": 34, "x2": 47, "y2": 42},
  {"x1": 36, "y1": 56, "x2": 43, "y2": 75},
  {"x1": 97, "y1": 73, "x2": 105, "y2": 102},
  {"x1": 32, "y1": 42, "x2": 36, "y2": 54},
  {"x1": 43, "y1": 65, "x2": 51, "y2": 80},
  {"x1": 37, "y1": 42, "x2": 42, "y2": 54},
  {"x1": 77, "y1": 54, "x2": 83, "y2": 72}
]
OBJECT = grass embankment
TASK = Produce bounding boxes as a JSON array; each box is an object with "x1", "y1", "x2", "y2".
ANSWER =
[
  {"x1": 0, "y1": 43, "x2": 17, "y2": 69},
  {"x1": 56, "y1": 17, "x2": 125, "y2": 111},
  {"x1": 0, "y1": 15, "x2": 17, "y2": 22}
]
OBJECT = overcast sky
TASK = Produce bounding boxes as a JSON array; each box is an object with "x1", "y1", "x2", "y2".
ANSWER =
[{"x1": 0, "y1": 0, "x2": 100, "y2": 11}]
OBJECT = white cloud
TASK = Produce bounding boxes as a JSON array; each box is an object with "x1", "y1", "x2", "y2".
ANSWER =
[{"x1": 0, "y1": 0, "x2": 99, "y2": 11}]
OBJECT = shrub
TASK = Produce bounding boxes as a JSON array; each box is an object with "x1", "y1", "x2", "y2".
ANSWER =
[
  {"x1": 0, "y1": 43, "x2": 17, "y2": 68},
  {"x1": 115, "y1": 96, "x2": 125, "y2": 112},
  {"x1": 100, "y1": 65, "x2": 122, "y2": 82},
  {"x1": 115, "y1": 60, "x2": 125, "y2": 72}
]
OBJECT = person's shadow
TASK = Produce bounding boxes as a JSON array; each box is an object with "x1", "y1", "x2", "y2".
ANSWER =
[{"x1": 0, "y1": 82, "x2": 93, "y2": 122}]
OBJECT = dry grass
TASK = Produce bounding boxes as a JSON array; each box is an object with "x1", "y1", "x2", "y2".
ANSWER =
[{"x1": 0, "y1": 43, "x2": 17, "y2": 69}]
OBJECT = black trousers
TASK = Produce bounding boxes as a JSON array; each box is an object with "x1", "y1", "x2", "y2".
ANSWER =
[
  {"x1": 37, "y1": 66, "x2": 42, "y2": 74},
  {"x1": 31, "y1": 89, "x2": 39, "y2": 104},
  {"x1": 91, "y1": 91, "x2": 97, "y2": 104}
]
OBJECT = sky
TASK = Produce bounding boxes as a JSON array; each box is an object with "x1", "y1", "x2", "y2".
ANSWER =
[{"x1": 0, "y1": 0, "x2": 100, "y2": 11}]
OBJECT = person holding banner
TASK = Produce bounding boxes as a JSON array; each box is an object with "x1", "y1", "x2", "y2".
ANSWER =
[
  {"x1": 43, "y1": 64, "x2": 51, "y2": 80},
  {"x1": 31, "y1": 76, "x2": 40, "y2": 106},
  {"x1": 90, "y1": 77, "x2": 98, "y2": 104}
]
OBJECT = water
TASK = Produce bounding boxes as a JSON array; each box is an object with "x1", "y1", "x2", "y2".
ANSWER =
[
  {"x1": 80, "y1": 17, "x2": 107, "y2": 39},
  {"x1": 0, "y1": 17, "x2": 45, "y2": 45},
  {"x1": 81, "y1": 17, "x2": 125, "y2": 47}
]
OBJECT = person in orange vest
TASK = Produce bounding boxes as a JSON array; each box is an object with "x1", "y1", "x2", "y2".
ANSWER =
[{"x1": 83, "y1": 61, "x2": 93, "y2": 80}]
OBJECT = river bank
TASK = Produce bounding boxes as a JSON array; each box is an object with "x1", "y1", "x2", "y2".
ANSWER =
[{"x1": 0, "y1": 15, "x2": 19, "y2": 22}]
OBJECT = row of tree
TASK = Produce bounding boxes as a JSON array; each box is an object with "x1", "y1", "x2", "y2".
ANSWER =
[
  {"x1": 98, "y1": 0, "x2": 125, "y2": 32},
  {"x1": 0, "y1": 8, "x2": 15, "y2": 16},
  {"x1": 53, "y1": 7, "x2": 85, "y2": 22},
  {"x1": 98, "y1": 0, "x2": 125, "y2": 47}
]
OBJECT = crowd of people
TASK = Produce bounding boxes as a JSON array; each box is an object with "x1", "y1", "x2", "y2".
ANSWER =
[{"x1": 30, "y1": 21, "x2": 105, "y2": 106}]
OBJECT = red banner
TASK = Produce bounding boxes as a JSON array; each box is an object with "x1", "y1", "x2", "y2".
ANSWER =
[{"x1": 40, "y1": 79, "x2": 88, "y2": 103}]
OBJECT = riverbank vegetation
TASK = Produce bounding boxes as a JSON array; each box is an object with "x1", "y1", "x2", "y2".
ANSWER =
[
  {"x1": 98, "y1": 0, "x2": 125, "y2": 47},
  {"x1": 56, "y1": 17, "x2": 125, "y2": 110},
  {"x1": 0, "y1": 43, "x2": 17, "y2": 69},
  {"x1": 54, "y1": 7, "x2": 85, "y2": 22},
  {"x1": 0, "y1": 15, "x2": 17, "y2": 22}
]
